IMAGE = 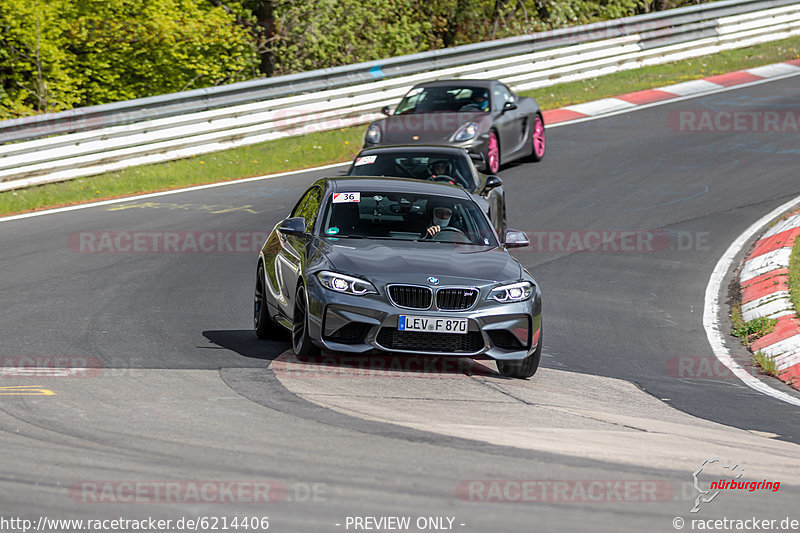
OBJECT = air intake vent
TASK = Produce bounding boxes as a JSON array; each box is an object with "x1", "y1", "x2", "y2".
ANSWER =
[
  {"x1": 377, "y1": 328, "x2": 483, "y2": 353},
  {"x1": 436, "y1": 288, "x2": 478, "y2": 310},
  {"x1": 388, "y1": 285, "x2": 432, "y2": 309}
]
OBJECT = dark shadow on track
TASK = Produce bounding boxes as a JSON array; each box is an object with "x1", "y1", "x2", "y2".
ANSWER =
[
  {"x1": 203, "y1": 330, "x2": 289, "y2": 362},
  {"x1": 273, "y1": 351, "x2": 500, "y2": 378}
]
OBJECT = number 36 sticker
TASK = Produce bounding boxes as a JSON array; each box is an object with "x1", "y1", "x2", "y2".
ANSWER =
[{"x1": 333, "y1": 192, "x2": 360, "y2": 203}]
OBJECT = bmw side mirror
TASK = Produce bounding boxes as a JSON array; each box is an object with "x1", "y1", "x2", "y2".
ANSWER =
[
  {"x1": 504, "y1": 229, "x2": 529, "y2": 248},
  {"x1": 483, "y1": 175, "x2": 503, "y2": 193},
  {"x1": 381, "y1": 106, "x2": 391, "y2": 116},
  {"x1": 279, "y1": 217, "x2": 307, "y2": 237},
  {"x1": 502, "y1": 102, "x2": 518, "y2": 113}
]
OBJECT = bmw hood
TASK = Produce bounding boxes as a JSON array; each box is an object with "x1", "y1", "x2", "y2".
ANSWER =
[
  {"x1": 319, "y1": 237, "x2": 522, "y2": 286},
  {"x1": 376, "y1": 112, "x2": 489, "y2": 145}
]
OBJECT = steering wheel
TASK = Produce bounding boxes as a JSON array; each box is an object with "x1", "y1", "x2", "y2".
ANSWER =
[
  {"x1": 428, "y1": 174, "x2": 456, "y2": 185},
  {"x1": 432, "y1": 226, "x2": 470, "y2": 243}
]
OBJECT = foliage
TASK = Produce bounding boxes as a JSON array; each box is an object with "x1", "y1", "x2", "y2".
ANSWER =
[
  {"x1": 732, "y1": 315, "x2": 777, "y2": 345},
  {"x1": 0, "y1": 0, "x2": 258, "y2": 118},
  {"x1": 752, "y1": 350, "x2": 779, "y2": 377},
  {"x1": 267, "y1": 0, "x2": 710, "y2": 74},
  {"x1": 0, "y1": 0, "x2": 713, "y2": 117},
  {"x1": 788, "y1": 233, "x2": 800, "y2": 319},
  {"x1": 269, "y1": 0, "x2": 433, "y2": 75}
]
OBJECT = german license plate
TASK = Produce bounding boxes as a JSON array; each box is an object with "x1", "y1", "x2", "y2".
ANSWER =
[{"x1": 398, "y1": 315, "x2": 468, "y2": 334}]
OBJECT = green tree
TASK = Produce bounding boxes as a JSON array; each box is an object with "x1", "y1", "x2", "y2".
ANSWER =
[
  {"x1": 270, "y1": 0, "x2": 433, "y2": 75},
  {"x1": 0, "y1": 0, "x2": 78, "y2": 116},
  {"x1": 0, "y1": 0, "x2": 258, "y2": 118}
]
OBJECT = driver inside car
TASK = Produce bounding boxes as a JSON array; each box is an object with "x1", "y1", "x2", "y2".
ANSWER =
[
  {"x1": 427, "y1": 159, "x2": 456, "y2": 185},
  {"x1": 423, "y1": 204, "x2": 460, "y2": 238}
]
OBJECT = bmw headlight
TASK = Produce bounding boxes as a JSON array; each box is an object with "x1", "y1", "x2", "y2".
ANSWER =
[
  {"x1": 453, "y1": 122, "x2": 479, "y2": 142},
  {"x1": 316, "y1": 271, "x2": 377, "y2": 295},
  {"x1": 488, "y1": 281, "x2": 533, "y2": 303},
  {"x1": 365, "y1": 124, "x2": 381, "y2": 144}
]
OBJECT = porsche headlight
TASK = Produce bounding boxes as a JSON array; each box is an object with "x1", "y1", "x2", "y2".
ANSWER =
[
  {"x1": 365, "y1": 124, "x2": 381, "y2": 144},
  {"x1": 488, "y1": 281, "x2": 533, "y2": 303},
  {"x1": 316, "y1": 271, "x2": 377, "y2": 296},
  {"x1": 453, "y1": 122, "x2": 479, "y2": 142}
]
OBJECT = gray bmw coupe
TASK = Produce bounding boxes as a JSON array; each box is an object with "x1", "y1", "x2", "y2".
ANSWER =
[{"x1": 254, "y1": 177, "x2": 543, "y2": 378}]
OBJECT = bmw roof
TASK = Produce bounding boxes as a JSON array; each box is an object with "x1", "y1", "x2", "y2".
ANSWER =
[
  {"x1": 410, "y1": 79, "x2": 499, "y2": 89},
  {"x1": 322, "y1": 176, "x2": 473, "y2": 198},
  {"x1": 356, "y1": 145, "x2": 472, "y2": 156}
]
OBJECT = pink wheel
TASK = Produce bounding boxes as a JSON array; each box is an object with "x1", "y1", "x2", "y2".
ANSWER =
[
  {"x1": 487, "y1": 131, "x2": 500, "y2": 174},
  {"x1": 530, "y1": 114, "x2": 545, "y2": 161}
]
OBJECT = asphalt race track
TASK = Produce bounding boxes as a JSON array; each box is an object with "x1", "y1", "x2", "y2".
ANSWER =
[{"x1": 2, "y1": 76, "x2": 800, "y2": 532}]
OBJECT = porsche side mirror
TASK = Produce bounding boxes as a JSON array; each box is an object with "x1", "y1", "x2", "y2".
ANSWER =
[
  {"x1": 502, "y1": 102, "x2": 518, "y2": 113},
  {"x1": 381, "y1": 106, "x2": 391, "y2": 116},
  {"x1": 469, "y1": 152, "x2": 485, "y2": 164},
  {"x1": 483, "y1": 175, "x2": 503, "y2": 193},
  {"x1": 504, "y1": 229, "x2": 529, "y2": 248},
  {"x1": 279, "y1": 217, "x2": 307, "y2": 237}
]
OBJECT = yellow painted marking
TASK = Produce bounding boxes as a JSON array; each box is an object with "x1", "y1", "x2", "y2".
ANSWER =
[{"x1": 0, "y1": 386, "x2": 55, "y2": 396}]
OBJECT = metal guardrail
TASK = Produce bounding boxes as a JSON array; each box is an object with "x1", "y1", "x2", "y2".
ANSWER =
[{"x1": 1, "y1": 0, "x2": 799, "y2": 191}]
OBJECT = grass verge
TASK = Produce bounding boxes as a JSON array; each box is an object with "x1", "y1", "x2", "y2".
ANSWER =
[
  {"x1": 789, "y1": 234, "x2": 800, "y2": 316},
  {"x1": 2, "y1": 36, "x2": 800, "y2": 216},
  {"x1": 730, "y1": 304, "x2": 777, "y2": 347},
  {"x1": 752, "y1": 350, "x2": 780, "y2": 377}
]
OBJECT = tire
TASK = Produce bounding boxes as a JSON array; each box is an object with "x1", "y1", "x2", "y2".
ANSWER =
[
  {"x1": 497, "y1": 325, "x2": 542, "y2": 379},
  {"x1": 486, "y1": 130, "x2": 500, "y2": 174},
  {"x1": 254, "y1": 263, "x2": 280, "y2": 339},
  {"x1": 528, "y1": 113, "x2": 545, "y2": 162},
  {"x1": 292, "y1": 284, "x2": 316, "y2": 361}
]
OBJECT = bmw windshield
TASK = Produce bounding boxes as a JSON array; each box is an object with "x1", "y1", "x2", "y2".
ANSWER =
[{"x1": 321, "y1": 191, "x2": 498, "y2": 247}]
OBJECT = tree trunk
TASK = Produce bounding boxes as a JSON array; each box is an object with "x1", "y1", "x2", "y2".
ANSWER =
[{"x1": 252, "y1": 0, "x2": 275, "y2": 76}]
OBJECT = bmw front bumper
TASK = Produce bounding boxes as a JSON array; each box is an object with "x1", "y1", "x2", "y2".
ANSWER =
[{"x1": 304, "y1": 275, "x2": 542, "y2": 361}]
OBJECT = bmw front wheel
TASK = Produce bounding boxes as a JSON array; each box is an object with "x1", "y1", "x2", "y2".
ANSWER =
[{"x1": 292, "y1": 284, "x2": 316, "y2": 361}]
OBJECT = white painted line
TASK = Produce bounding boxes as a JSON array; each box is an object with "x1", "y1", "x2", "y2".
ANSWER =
[
  {"x1": 564, "y1": 98, "x2": 636, "y2": 116},
  {"x1": 740, "y1": 248, "x2": 793, "y2": 282},
  {"x1": 659, "y1": 79, "x2": 724, "y2": 96},
  {"x1": 704, "y1": 194, "x2": 800, "y2": 408},
  {"x1": 0, "y1": 161, "x2": 349, "y2": 224},
  {"x1": 762, "y1": 213, "x2": 800, "y2": 239},
  {"x1": 746, "y1": 63, "x2": 800, "y2": 78}
]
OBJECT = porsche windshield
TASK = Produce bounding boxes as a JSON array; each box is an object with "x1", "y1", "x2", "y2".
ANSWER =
[
  {"x1": 394, "y1": 86, "x2": 491, "y2": 114},
  {"x1": 348, "y1": 153, "x2": 478, "y2": 190},
  {"x1": 321, "y1": 191, "x2": 497, "y2": 246}
]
